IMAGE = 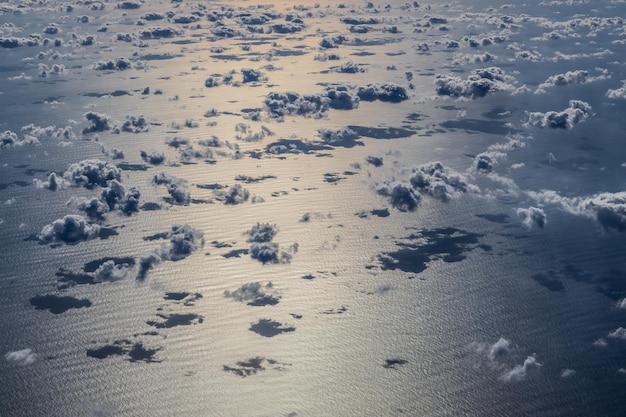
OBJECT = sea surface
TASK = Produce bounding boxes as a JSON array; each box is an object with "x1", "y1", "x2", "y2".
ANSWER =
[{"x1": 1, "y1": 1, "x2": 626, "y2": 416}]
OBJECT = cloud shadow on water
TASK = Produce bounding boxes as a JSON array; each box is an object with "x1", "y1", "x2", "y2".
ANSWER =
[
  {"x1": 147, "y1": 313, "x2": 204, "y2": 329},
  {"x1": 249, "y1": 319, "x2": 295, "y2": 337},
  {"x1": 30, "y1": 294, "x2": 92, "y2": 314},
  {"x1": 376, "y1": 228, "x2": 484, "y2": 275},
  {"x1": 86, "y1": 340, "x2": 161, "y2": 363}
]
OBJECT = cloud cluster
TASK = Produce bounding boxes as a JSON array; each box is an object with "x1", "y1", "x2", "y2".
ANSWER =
[
  {"x1": 264, "y1": 83, "x2": 408, "y2": 119},
  {"x1": 63, "y1": 159, "x2": 121, "y2": 189},
  {"x1": 525, "y1": 100, "x2": 592, "y2": 129},
  {"x1": 214, "y1": 184, "x2": 249, "y2": 205},
  {"x1": 72, "y1": 180, "x2": 140, "y2": 218},
  {"x1": 435, "y1": 67, "x2": 515, "y2": 99},
  {"x1": 535, "y1": 69, "x2": 607, "y2": 94},
  {"x1": 38, "y1": 214, "x2": 101, "y2": 244},
  {"x1": 376, "y1": 162, "x2": 477, "y2": 211},
  {"x1": 516, "y1": 206, "x2": 547, "y2": 229},
  {"x1": 91, "y1": 57, "x2": 132, "y2": 71},
  {"x1": 528, "y1": 190, "x2": 626, "y2": 232},
  {"x1": 410, "y1": 162, "x2": 478, "y2": 201},
  {"x1": 122, "y1": 115, "x2": 149, "y2": 133},
  {"x1": 472, "y1": 338, "x2": 542, "y2": 382},
  {"x1": 245, "y1": 222, "x2": 292, "y2": 263},
  {"x1": 138, "y1": 224, "x2": 204, "y2": 279}
]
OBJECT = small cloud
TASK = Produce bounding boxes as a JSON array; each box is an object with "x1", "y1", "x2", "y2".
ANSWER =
[
  {"x1": 561, "y1": 368, "x2": 576, "y2": 378},
  {"x1": 516, "y1": 206, "x2": 547, "y2": 229},
  {"x1": 608, "y1": 327, "x2": 626, "y2": 340},
  {"x1": 5, "y1": 349, "x2": 37, "y2": 366},
  {"x1": 500, "y1": 354, "x2": 542, "y2": 382},
  {"x1": 488, "y1": 338, "x2": 510, "y2": 361}
]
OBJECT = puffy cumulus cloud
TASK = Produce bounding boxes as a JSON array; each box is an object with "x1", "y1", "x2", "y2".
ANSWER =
[
  {"x1": 525, "y1": 100, "x2": 592, "y2": 129},
  {"x1": 500, "y1": 355, "x2": 542, "y2": 382},
  {"x1": 94, "y1": 260, "x2": 133, "y2": 281},
  {"x1": 139, "y1": 26, "x2": 182, "y2": 39},
  {"x1": 121, "y1": 115, "x2": 149, "y2": 133},
  {"x1": 435, "y1": 67, "x2": 515, "y2": 99},
  {"x1": 137, "y1": 224, "x2": 204, "y2": 279},
  {"x1": 530, "y1": 190, "x2": 626, "y2": 232},
  {"x1": 264, "y1": 91, "x2": 330, "y2": 119},
  {"x1": 264, "y1": 83, "x2": 408, "y2": 119},
  {"x1": 38, "y1": 214, "x2": 101, "y2": 244},
  {"x1": 250, "y1": 241, "x2": 281, "y2": 263},
  {"x1": 535, "y1": 69, "x2": 608, "y2": 94},
  {"x1": 575, "y1": 192, "x2": 626, "y2": 232},
  {"x1": 616, "y1": 298, "x2": 626, "y2": 310},
  {"x1": 244, "y1": 222, "x2": 293, "y2": 264},
  {"x1": 376, "y1": 162, "x2": 477, "y2": 211},
  {"x1": 214, "y1": 184, "x2": 250, "y2": 205},
  {"x1": 100, "y1": 180, "x2": 140, "y2": 215},
  {"x1": 140, "y1": 149, "x2": 166, "y2": 165},
  {"x1": 33, "y1": 172, "x2": 67, "y2": 191},
  {"x1": 21, "y1": 123, "x2": 76, "y2": 142},
  {"x1": 82, "y1": 111, "x2": 115, "y2": 134},
  {"x1": 410, "y1": 162, "x2": 479, "y2": 202},
  {"x1": 63, "y1": 159, "x2": 121, "y2": 189},
  {"x1": 355, "y1": 82, "x2": 409, "y2": 103},
  {"x1": 516, "y1": 206, "x2": 547, "y2": 229},
  {"x1": 151, "y1": 173, "x2": 190, "y2": 205},
  {"x1": 91, "y1": 57, "x2": 133, "y2": 71},
  {"x1": 246, "y1": 223, "x2": 278, "y2": 243},
  {"x1": 488, "y1": 338, "x2": 511, "y2": 361},
  {"x1": 38, "y1": 63, "x2": 67, "y2": 78},
  {"x1": 451, "y1": 52, "x2": 496, "y2": 65},
  {"x1": 5, "y1": 349, "x2": 37, "y2": 366},
  {"x1": 74, "y1": 197, "x2": 109, "y2": 219},
  {"x1": 375, "y1": 181, "x2": 420, "y2": 212},
  {"x1": 606, "y1": 80, "x2": 626, "y2": 99},
  {"x1": 318, "y1": 127, "x2": 361, "y2": 147},
  {"x1": 223, "y1": 281, "x2": 279, "y2": 306},
  {"x1": 1, "y1": 130, "x2": 39, "y2": 148},
  {"x1": 561, "y1": 368, "x2": 576, "y2": 378}
]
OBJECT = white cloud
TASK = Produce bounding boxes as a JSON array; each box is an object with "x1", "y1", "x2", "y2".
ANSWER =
[
  {"x1": 525, "y1": 100, "x2": 592, "y2": 129},
  {"x1": 516, "y1": 206, "x2": 547, "y2": 229},
  {"x1": 5, "y1": 349, "x2": 37, "y2": 366},
  {"x1": 38, "y1": 214, "x2": 100, "y2": 244},
  {"x1": 500, "y1": 354, "x2": 542, "y2": 382},
  {"x1": 435, "y1": 67, "x2": 515, "y2": 99}
]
